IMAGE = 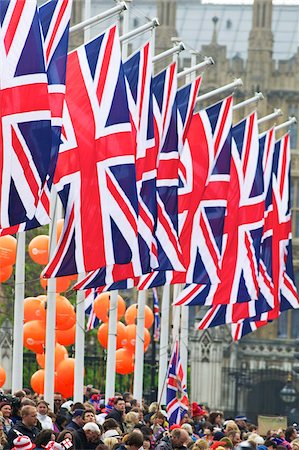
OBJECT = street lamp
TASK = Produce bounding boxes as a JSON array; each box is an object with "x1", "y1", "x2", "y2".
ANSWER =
[{"x1": 280, "y1": 375, "x2": 297, "y2": 404}]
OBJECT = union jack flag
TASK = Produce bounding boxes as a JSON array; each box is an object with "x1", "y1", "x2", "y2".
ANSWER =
[
  {"x1": 0, "y1": 1, "x2": 52, "y2": 230},
  {"x1": 43, "y1": 25, "x2": 140, "y2": 278},
  {"x1": 153, "y1": 287, "x2": 160, "y2": 342},
  {"x1": 139, "y1": 96, "x2": 233, "y2": 291},
  {"x1": 0, "y1": 0, "x2": 72, "y2": 235},
  {"x1": 166, "y1": 340, "x2": 189, "y2": 426},
  {"x1": 231, "y1": 132, "x2": 299, "y2": 339},
  {"x1": 85, "y1": 288, "x2": 100, "y2": 331},
  {"x1": 176, "y1": 113, "x2": 266, "y2": 321}
]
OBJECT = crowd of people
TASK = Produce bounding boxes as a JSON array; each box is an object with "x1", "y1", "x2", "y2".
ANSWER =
[{"x1": 0, "y1": 389, "x2": 298, "y2": 450}]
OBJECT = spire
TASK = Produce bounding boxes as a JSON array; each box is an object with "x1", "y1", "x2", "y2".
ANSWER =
[
  {"x1": 211, "y1": 16, "x2": 219, "y2": 45},
  {"x1": 155, "y1": 0, "x2": 178, "y2": 56}
]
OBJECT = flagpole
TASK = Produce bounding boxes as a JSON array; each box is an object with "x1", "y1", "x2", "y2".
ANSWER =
[
  {"x1": 275, "y1": 116, "x2": 297, "y2": 132},
  {"x1": 120, "y1": 18, "x2": 159, "y2": 44},
  {"x1": 233, "y1": 92, "x2": 264, "y2": 111},
  {"x1": 172, "y1": 285, "x2": 181, "y2": 344},
  {"x1": 105, "y1": 290, "x2": 118, "y2": 404},
  {"x1": 133, "y1": 290, "x2": 146, "y2": 403},
  {"x1": 11, "y1": 231, "x2": 26, "y2": 392},
  {"x1": 158, "y1": 285, "x2": 170, "y2": 405},
  {"x1": 177, "y1": 56, "x2": 214, "y2": 81},
  {"x1": 74, "y1": 274, "x2": 85, "y2": 402},
  {"x1": 152, "y1": 42, "x2": 185, "y2": 64},
  {"x1": 257, "y1": 108, "x2": 283, "y2": 126},
  {"x1": 196, "y1": 78, "x2": 243, "y2": 104},
  {"x1": 84, "y1": 0, "x2": 92, "y2": 42},
  {"x1": 69, "y1": 2, "x2": 127, "y2": 34},
  {"x1": 44, "y1": 191, "x2": 58, "y2": 410}
]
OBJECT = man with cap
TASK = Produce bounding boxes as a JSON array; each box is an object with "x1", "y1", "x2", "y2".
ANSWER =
[
  {"x1": 7, "y1": 406, "x2": 40, "y2": 449},
  {"x1": 65, "y1": 410, "x2": 85, "y2": 432}
]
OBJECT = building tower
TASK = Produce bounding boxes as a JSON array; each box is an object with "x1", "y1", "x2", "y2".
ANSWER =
[
  {"x1": 247, "y1": 0, "x2": 274, "y2": 91},
  {"x1": 155, "y1": 0, "x2": 178, "y2": 56}
]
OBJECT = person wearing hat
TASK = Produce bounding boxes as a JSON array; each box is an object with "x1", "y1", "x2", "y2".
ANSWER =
[
  {"x1": 7, "y1": 406, "x2": 40, "y2": 449},
  {"x1": 74, "y1": 422, "x2": 103, "y2": 450},
  {"x1": 12, "y1": 435, "x2": 35, "y2": 450},
  {"x1": 66, "y1": 410, "x2": 85, "y2": 432}
]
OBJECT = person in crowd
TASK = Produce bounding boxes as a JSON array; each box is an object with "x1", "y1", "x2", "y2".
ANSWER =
[
  {"x1": 55, "y1": 415, "x2": 68, "y2": 433},
  {"x1": 142, "y1": 436, "x2": 151, "y2": 450},
  {"x1": 102, "y1": 420, "x2": 120, "y2": 436},
  {"x1": 0, "y1": 402, "x2": 13, "y2": 435},
  {"x1": 208, "y1": 413, "x2": 224, "y2": 431},
  {"x1": 103, "y1": 437, "x2": 119, "y2": 450},
  {"x1": 83, "y1": 411, "x2": 96, "y2": 424},
  {"x1": 7, "y1": 406, "x2": 40, "y2": 449},
  {"x1": 285, "y1": 428, "x2": 298, "y2": 443},
  {"x1": 226, "y1": 431, "x2": 242, "y2": 448},
  {"x1": 192, "y1": 439, "x2": 209, "y2": 450},
  {"x1": 150, "y1": 412, "x2": 167, "y2": 441},
  {"x1": 47, "y1": 412, "x2": 60, "y2": 434},
  {"x1": 66, "y1": 410, "x2": 85, "y2": 432},
  {"x1": 106, "y1": 399, "x2": 125, "y2": 434},
  {"x1": 191, "y1": 404, "x2": 206, "y2": 435},
  {"x1": 126, "y1": 432, "x2": 144, "y2": 450},
  {"x1": 75, "y1": 422, "x2": 103, "y2": 450},
  {"x1": 181, "y1": 424, "x2": 198, "y2": 443},
  {"x1": 202, "y1": 424, "x2": 214, "y2": 444},
  {"x1": 155, "y1": 428, "x2": 191, "y2": 450},
  {"x1": 53, "y1": 395, "x2": 63, "y2": 416},
  {"x1": 0, "y1": 416, "x2": 8, "y2": 450},
  {"x1": 57, "y1": 429, "x2": 76, "y2": 450},
  {"x1": 234, "y1": 418, "x2": 248, "y2": 434},
  {"x1": 36, "y1": 401, "x2": 53, "y2": 431},
  {"x1": 34, "y1": 429, "x2": 56, "y2": 450},
  {"x1": 124, "y1": 413, "x2": 139, "y2": 434},
  {"x1": 225, "y1": 422, "x2": 240, "y2": 435},
  {"x1": 220, "y1": 437, "x2": 234, "y2": 450}
]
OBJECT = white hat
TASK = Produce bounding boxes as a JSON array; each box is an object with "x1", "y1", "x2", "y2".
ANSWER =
[
  {"x1": 103, "y1": 430, "x2": 122, "y2": 439},
  {"x1": 12, "y1": 436, "x2": 36, "y2": 450},
  {"x1": 60, "y1": 401, "x2": 74, "y2": 412}
]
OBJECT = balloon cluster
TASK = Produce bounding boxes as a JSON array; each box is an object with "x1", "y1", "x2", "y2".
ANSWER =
[
  {"x1": 0, "y1": 235, "x2": 17, "y2": 282},
  {"x1": 94, "y1": 293, "x2": 154, "y2": 375},
  {"x1": 23, "y1": 295, "x2": 76, "y2": 398}
]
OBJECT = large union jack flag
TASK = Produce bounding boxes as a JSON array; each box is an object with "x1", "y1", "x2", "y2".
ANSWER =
[
  {"x1": 1, "y1": 0, "x2": 72, "y2": 235},
  {"x1": 176, "y1": 113, "x2": 266, "y2": 322},
  {"x1": 139, "y1": 96, "x2": 232, "y2": 291},
  {"x1": 43, "y1": 25, "x2": 139, "y2": 278},
  {"x1": 231, "y1": 132, "x2": 299, "y2": 339},
  {"x1": 166, "y1": 340, "x2": 189, "y2": 426},
  {"x1": 0, "y1": 1, "x2": 52, "y2": 230}
]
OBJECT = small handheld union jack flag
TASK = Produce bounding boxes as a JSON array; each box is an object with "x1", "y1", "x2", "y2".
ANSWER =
[{"x1": 166, "y1": 340, "x2": 189, "y2": 426}]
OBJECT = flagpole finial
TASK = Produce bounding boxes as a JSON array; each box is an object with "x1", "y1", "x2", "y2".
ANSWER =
[{"x1": 211, "y1": 16, "x2": 219, "y2": 44}]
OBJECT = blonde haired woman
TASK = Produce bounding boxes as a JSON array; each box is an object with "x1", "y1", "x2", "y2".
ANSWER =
[{"x1": 124, "y1": 412, "x2": 139, "y2": 433}]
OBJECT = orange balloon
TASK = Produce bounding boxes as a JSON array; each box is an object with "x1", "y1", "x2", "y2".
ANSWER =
[
  {"x1": 40, "y1": 274, "x2": 71, "y2": 293},
  {"x1": 55, "y1": 372, "x2": 73, "y2": 398},
  {"x1": 93, "y1": 293, "x2": 126, "y2": 322},
  {"x1": 0, "y1": 265, "x2": 13, "y2": 283},
  {"x1": 56, "y1": 358, "x2": 75, "y2": 396},
  {"x1": 115, "y1": 348, "x2": 134, "y2": 374},
  {"x1": 0, "y1": 235, "x2": 17, "y2": 266},
  {"x1": 125, "y1": 324, "x2": 150, "y2": 351},
  {"x1": 0, "y1": 367, "x2": 6, "y2": 387},
  {"x1": 97, "y1": 321, "x2": 127, "y2": 349},
  {"x1": 56, "y1": 325, "x2": 76, "y2": 346},
  {"x1": 56, "y1": 219, "x2": 64, "y2": 242},
  {"x1": 28, "y1": 235, "x2": 49, "y2": 265},
  {"x1": 55, "y1": 295, "x2": 76, "y2": 330},
  {"x1": 36, "y1": 343, "x2": 68, "y2": 369},
  {"x1": 24, "y1": 297, "x2": 46, "y2": 323},
  {"x1": 23, "y1": 320, "x2": 45, "y2": 353},
  {"x1": 31, "y1": 369, "x2": 45, "y2": 394},
  {"x1": 125, "y1": 304, "x2": 154, "y2": 329}
]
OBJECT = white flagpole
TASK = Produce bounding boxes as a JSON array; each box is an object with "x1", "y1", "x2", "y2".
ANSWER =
[
  {"x1": 69, "y1": 2, "x2": 127, "y2": 34},
  {"x1": 73, "y1": 274, "x2": 85, "y2": 402},
  {"x1": 12, "y1": 231, "x2": 26, "y2": 392},
  {"x1": 120, "y1": 18, "x2": 159, "y2": 44},
  {"x1": 196, "y1": 78, "x2": 243, "y2": 104},
  {"x1": 257, "y1": 108, "x2": 283, "y2": 126},
  {"x1": 44, "y1": 191, "x2": 58, "y2": 410},
  {"x1": 158, "y1": 285, "x2": 170, "y2": 405},
  {"x1": 172, "y1": 285, "x2": 181, "y2": 343},
  {"x1": 177, "y1": 56, "x2": 214, "y2": 81},
  {"x1": 84, "y1": 0, "x2": 92, "y2": 42},
  {"x1": 133, "y1": 290, "x2": 146, "y2": 403},
  {"x1": 105, "y1": 290, "x2": 118, "y2": 404},
  {"x1": 152, "y1": 42, "x2": 185, "y2": 64},
  {"x1": 275, "y1": 116, "x2": 297, "y2": 132},
  {"x1": 233, "y1": 92, "x2": 264, "y2": 111}
]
